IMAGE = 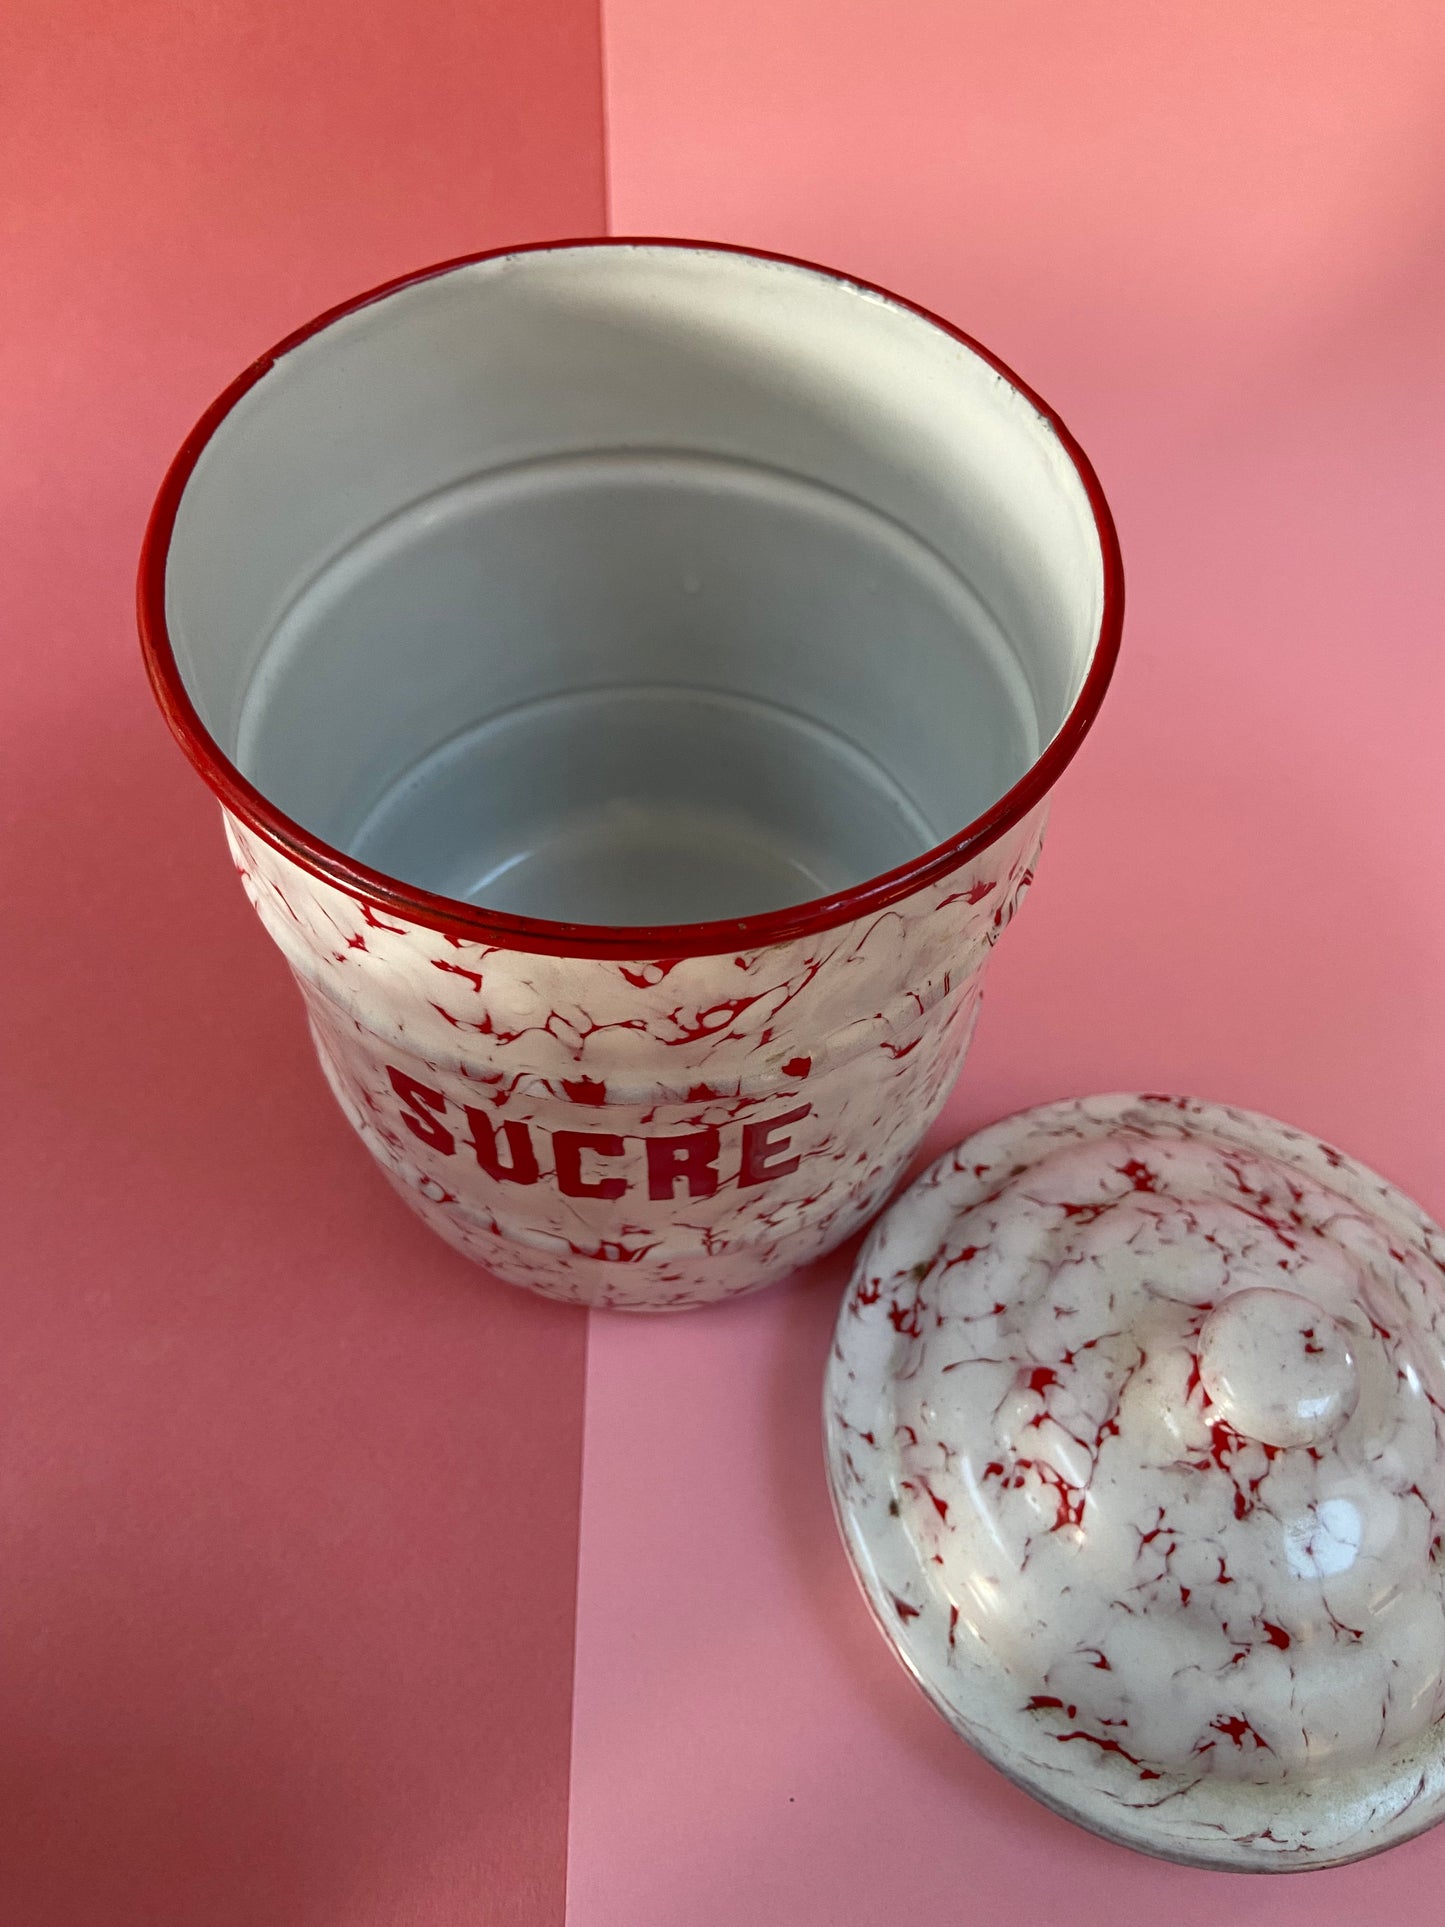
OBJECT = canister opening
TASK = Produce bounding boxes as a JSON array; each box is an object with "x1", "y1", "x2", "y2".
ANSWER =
[{"x1": 161, "y1": 243, "x2": 1110, "y2": 930}]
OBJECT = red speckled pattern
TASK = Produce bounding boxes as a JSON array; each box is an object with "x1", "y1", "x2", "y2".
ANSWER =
[
  {"x1": 827, "y1": 1095, "x2": 1445, "y2": 1869},
  {"x1": 226, "y1": 804, "x2": 1047, "y2": 1308}
]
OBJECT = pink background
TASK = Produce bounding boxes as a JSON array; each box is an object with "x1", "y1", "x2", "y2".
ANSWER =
[
  {"x1": 579, "y1": 3, "x2": 1445, "y2": 1922},
  {"x1": 2, "y1": 5, "x2": 602, "y2": 1923},
  {"x1": 5, "y1": 3, "x2": 1445, "y2": 1922}
]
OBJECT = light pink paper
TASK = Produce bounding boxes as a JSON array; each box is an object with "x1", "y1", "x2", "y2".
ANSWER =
[{"x1": 570, "y1": 2, "x2": 1445, "y2": 1918}]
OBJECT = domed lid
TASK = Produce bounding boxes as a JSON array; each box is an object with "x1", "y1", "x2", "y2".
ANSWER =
[{"x1": 825, "y1": 1094, "x2": 1445, "y2": 1871}]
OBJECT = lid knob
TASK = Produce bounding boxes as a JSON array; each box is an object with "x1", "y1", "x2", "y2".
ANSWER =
[{"x1": 1197, "y1": 1285, "x2": 1358, "y2": 1448}]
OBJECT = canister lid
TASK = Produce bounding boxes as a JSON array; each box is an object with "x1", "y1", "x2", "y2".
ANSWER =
[{"x1": 826, "y1": 1094, "x2": 1445, "y2": 1870}]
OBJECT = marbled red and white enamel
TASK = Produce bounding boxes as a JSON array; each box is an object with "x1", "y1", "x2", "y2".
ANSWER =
[
  {"x1": 225, "y1": 804, "x2": 1046, "y2": 1309},
  {"x1": 826, "y1": 1093, "x2": 1445, "y2": 1869}
]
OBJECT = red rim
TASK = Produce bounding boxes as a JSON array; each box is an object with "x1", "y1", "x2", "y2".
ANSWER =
[{"x1": 138, "y1": 237, "x2": 1124, "y2": 961}]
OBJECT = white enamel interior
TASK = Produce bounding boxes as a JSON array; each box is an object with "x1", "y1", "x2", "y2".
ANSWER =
[{"x1": 164, "y1": 245, "x2": 1105, "y2": 926}]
